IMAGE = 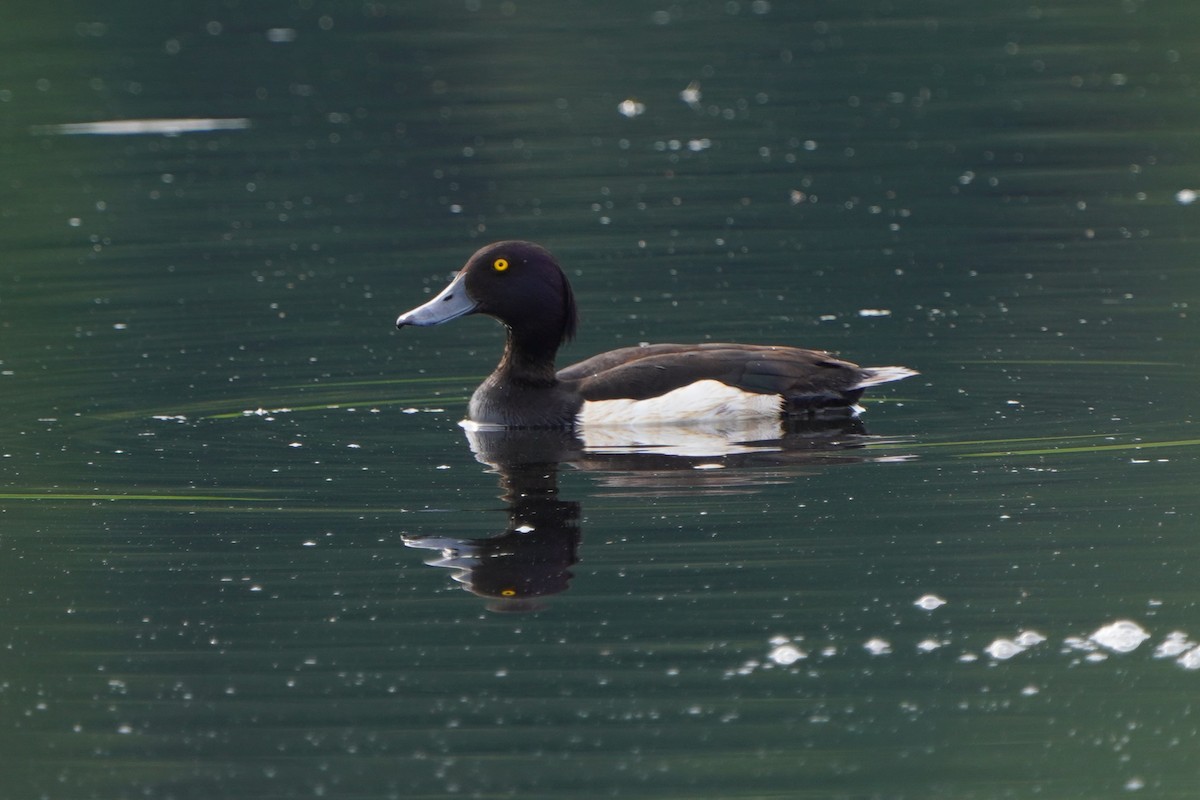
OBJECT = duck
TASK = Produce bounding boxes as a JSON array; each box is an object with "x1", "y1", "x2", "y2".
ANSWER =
[{"x1": 395, "y1": 240, "x2": 916, "y2": 429}]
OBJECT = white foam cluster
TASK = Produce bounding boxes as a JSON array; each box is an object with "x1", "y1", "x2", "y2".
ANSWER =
[
  {"x1": 1153, "y1": 631, "x2": 1200, "y2": 670},
  {"x1": 733, "y1": 617, "x2": 1200, "y2": 677}
]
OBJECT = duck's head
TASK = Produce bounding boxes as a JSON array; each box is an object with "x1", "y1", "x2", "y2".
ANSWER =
[{"x1": 396, "y1": 240, "x2": 577, "y2": 347}]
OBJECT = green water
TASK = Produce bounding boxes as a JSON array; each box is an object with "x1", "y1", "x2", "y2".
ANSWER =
[{"x1": 3, "y1": 1, "x2": 1200, "y2": 797}]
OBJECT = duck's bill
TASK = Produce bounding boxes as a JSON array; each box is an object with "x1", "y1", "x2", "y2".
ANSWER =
[{"x1": 396, "y1": 271, "x2": 477, "y2": 328}]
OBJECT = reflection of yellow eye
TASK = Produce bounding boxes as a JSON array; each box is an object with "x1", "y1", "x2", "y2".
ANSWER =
[
  {"x1": 501, "y1": 588, "x2": 517, "y2": 597},
  {"x1": 493, "y1": 258, "x2": 509, "y2": 272}
]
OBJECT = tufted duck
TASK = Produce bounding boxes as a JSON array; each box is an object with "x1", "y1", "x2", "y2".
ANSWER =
[{"x1": 396, "y1": 241, "x2": 916, "y2": 428}]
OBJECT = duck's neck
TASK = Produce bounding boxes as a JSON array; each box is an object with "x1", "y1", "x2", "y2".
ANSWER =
[{"x1": 495, "y1": 325, "x2": 561, "y2": 387}]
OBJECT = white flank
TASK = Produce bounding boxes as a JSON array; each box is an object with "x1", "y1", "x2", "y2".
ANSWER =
[
  {"x1": 579, "y1": 416, "x2": 785, "y2": 457},
  {"x1": 853, "y1": 366, "x2": 918, "y2": 389},
  {"x1": 462, "y1": 412, "x2": 784, "y2": 458},
  {"x1": 578, "y1": 379, "x2": 781, "y2": 427}
]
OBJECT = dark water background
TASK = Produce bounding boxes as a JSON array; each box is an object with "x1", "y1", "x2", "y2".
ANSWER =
[{"x1": 3, "y1": 1, "x2": 1200, "y2": 797}]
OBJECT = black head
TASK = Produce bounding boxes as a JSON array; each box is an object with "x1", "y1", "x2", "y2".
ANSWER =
[
  {"x1": 461, "y1": 241, "x2": 577, "y2": 342},
  {"x1": 397, "y1": 240, "x2": 577, "y2": 347}
]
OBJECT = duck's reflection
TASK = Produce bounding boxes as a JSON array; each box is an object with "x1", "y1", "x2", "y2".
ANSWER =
[
  {"x1": 405, "y1": 429, "x2": 582, "y2": 613},
  {"x1": 402, "y1": 418, "x2": 904, "y2": 611}
]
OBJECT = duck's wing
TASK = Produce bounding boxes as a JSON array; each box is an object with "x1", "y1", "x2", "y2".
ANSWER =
[
  {"x1": 560, "y1": 344, "x2": 867, "y2": 403},
  {"x1": 557, "y1": 343, "x2": 706, "y2": 383}
]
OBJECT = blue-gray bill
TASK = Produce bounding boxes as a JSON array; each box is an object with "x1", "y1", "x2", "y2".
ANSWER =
[{"x1": 395, "y1": 271, "x2": 477, "y2": 328}]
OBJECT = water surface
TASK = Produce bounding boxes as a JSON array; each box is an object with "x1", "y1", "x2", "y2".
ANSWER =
[{"x1": 2, "y1": 1, "x2": 1200, "y2": 797}]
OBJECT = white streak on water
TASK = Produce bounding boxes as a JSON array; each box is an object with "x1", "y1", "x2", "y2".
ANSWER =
[{"x1": 35, "y1": 118, "x2": 251, "y2": 136}]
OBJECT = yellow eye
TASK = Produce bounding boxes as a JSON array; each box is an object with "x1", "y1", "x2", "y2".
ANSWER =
[
  {"x1": 493, "y1": 258, "x2": 509, "y2": 272},
  {"x1": 500, "y1": 588, "x2": 517, "y2": 597}
]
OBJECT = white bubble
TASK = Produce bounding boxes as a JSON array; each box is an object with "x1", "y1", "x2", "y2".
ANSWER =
[
  {"x1": 1177, "y1": 647, "x2": 1200, "y2": 671},
  {"x1": 1090, "y1": 620, "x2": 1150, "y2": 653},
  {"x1": 1014, "y1": 630, "x2": 1047, "y2": 647},
  {"x1": 913, "y1": 593, "x2": 946, "y2": 610},
  {"x1": 617, "y1": 99, "x2": 645, "y2": 118},
  {"x1": 1062, "y1": 635, "x2": 1097, "y2": 653},
  {"x1": 863, "y1": 637, "x2": 892, "y2": 655},
  {"x1": 768, "y1": 644, "x2": 806, "y2": 665},
  {"x1": 1153, "y1": 631, "x2": 1195, "y2": 658},
  {"x1": 1175, "y1": 189, "x2": 1197, "y2": 205},
  {"x1": 985, "y1": 638, "x2": 1026, "y2": 660}
]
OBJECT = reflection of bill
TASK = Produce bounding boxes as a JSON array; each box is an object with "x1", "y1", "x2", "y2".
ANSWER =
[{"x1": 403, "y1": 421, "x2": 911, "y2": 611}]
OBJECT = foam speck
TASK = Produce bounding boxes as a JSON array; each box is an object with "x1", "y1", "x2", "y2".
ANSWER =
[
  {"x1": 914, "y1": 593, "x2": 946, "y2": 610},
  {"x1": 863, "y1": 638, "x2": 892, "y2": 656},
  {"x1": 768, "y1": 644, "x2": 807, "y2": 665}
]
